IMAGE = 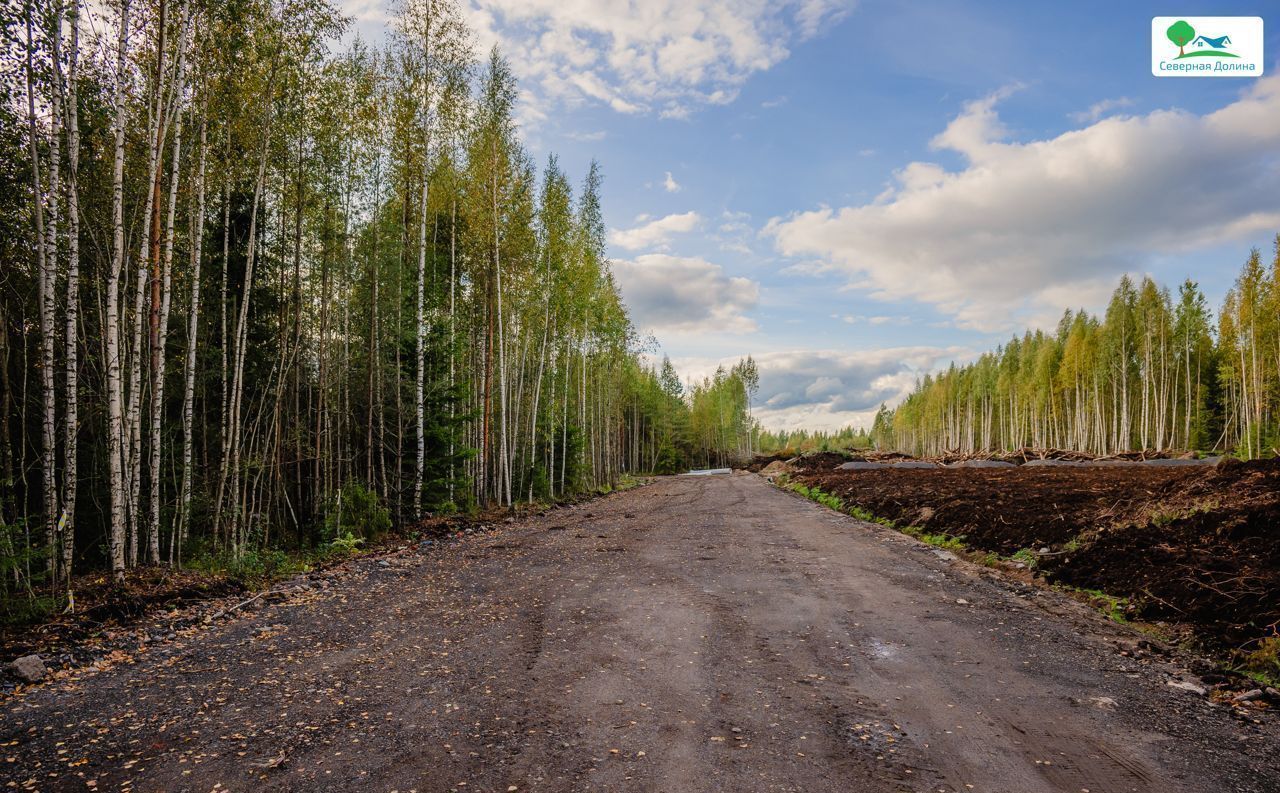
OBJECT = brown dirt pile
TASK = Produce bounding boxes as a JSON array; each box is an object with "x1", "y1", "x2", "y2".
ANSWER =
[{"x1": 788, "y1": 459, "x2": 1280, "y2": 649}]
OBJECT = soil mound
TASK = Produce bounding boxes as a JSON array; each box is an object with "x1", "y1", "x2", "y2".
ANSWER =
[
  {"x1": 743, "y1": 454, "x2": 790, "y2": 473},
  {"x1": 1054, "y1": 459, "x2": 1280, "y2": 646},
  {"x1": 801, "y1": 466, "x2": 1196, "y2": 553},
  {"x1": 790, "y1": 458, "x2": 1280, "y2": 650},
  {"x1": 789, "y1": 452, "x2": 855, "y2": 472}
]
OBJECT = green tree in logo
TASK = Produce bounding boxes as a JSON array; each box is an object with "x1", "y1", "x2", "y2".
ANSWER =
[{"x1": 1166, "y1": 20, "x2": 1196, "y2": 57}]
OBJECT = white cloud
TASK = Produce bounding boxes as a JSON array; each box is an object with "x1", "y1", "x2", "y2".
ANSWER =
[
  {"x1": 670, "y1": 346, "x2": 967, "y2": 431},
  {"x1": 612, "y1": 254, "x2": 759, "y2": 333},
  {"x1": 766, "y1": 76, "x2": 1280, "y2": 331},
  {"x1": 713, "y1": 209, "x2": 755, "y2": 254},
  {"x1": 836, "y1": 314, "x2": 911, "y2": 326},
  {"x1": 1069, "y1": 96, "x2": 1134, "y2": 123},
  {"x1": 461, "y1": 0, "x2": 854, "y2": 121},
  {"x1": 566, "y1": 129, "x2": 608, "y2": 142},
  {"x1": 609, "y1": 211, "x2": 702, "y2": 251},
  {"x1": 663, "y1": 171, "x2": 682, "y2": 192}
]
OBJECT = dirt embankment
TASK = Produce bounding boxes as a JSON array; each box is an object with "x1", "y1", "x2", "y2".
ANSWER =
[{"x1": 777, "y1": 456, "x2": 1280, "y2": 653}]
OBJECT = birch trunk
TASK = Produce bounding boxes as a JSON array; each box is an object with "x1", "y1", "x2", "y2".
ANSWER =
[
  {"x1": 177, "y1": 107, "x2": 207, "y2": 565},
  {"x1": 493, "y1": 146, "x2": 511, "y2": 507},
  {"x1": 25, "y1": 1, "x2": 60, "y2": 582},
  {"x1": 104, "y1": 0, "x2": 131, "y2": 581},
  {"x1": 413, "y1": 15, "x2": 434, "y2": 519},
  {"x1": 148, "y1": 12, "x2": 189, "y2": 564},
  {"x1": 62, "y1": 0, "x2": 81, "y2": 583}
]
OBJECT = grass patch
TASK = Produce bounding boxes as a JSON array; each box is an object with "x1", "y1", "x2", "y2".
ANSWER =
[
  {"x1": 1057, "y1": 585, "x2": 1131, "y2": 623},
  {"x1": 784, "y1": 481, "x2": 961, "y2": 549},
  {"x1": 1236, "y1": 636, "x2": 1280, "y2": 688},
  {"x1": 1010, "y1": 548, "x2": 1039, "y2": 569},
  {"x1": 787, "y1": 482, "x2": 846, "y2": 512},
  {"x1": 779, "y1": 476, "x2": 1142, "y2": 629},
  {"x1": 1147, "y1": 499, "x2": 1220, "y2": 528},
  {"x1": 917, "y1": 532, "x2": 967, "y2": 552}
]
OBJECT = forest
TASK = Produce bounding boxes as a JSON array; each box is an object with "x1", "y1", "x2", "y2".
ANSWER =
[
  {"x1": 0, "y1": 0, "x2": 761, "y2": 613},
  {"x1": 869, "y1": 247, "x2": 1280, "y2": 459}
]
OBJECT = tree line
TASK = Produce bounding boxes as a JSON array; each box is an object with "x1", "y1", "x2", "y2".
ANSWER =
[
  {"x1": 871, "y1": 242, "x2": 1280, "y2": 458},
  {"x1": 0, "y1": 0, "x2": 758, "y2": 604}
]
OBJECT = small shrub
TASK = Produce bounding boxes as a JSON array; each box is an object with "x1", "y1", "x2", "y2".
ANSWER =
[
  {"x1": 1240, "y1": 636, "x2": 1280, "y2": 686},
  {"x1": 325, "y1": 531, "x2": 365, "y2": 558},
  {"x1": 323, "y1": 482, "x2": 391, "y2": 542},
  {"x1": 1011, "y1": 548, "x2": 1039, "y2": 569},
  {"x1": 653, "y1": 443, "x2": 683, "y2": 475},
  {"x1": 1073, "y1": 587, "x2": 1130, "y2": 623}
]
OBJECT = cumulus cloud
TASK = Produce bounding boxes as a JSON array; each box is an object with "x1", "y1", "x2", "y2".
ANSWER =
[
  {"x1": 663, "y1": 171, "x2": 682, "y2": 192},
  {"x1": 460, "y1": 0, "x2": 854, "y2": 121},
  {"x1": 609, "y1": 211, "x2": 702, "y2": 251},
  {"x1": 612, "y1": 254, "x2": 759, "y2": 333},
  {"x1": 672, "y1": 347, "x2": 967, "y2": 431},
  {"x1": 766, "y1": 76, "x2": 1280, "y2": 331},
  {"x1": 1069, "y1": 96, "x2": 1134, "y2": 123}
]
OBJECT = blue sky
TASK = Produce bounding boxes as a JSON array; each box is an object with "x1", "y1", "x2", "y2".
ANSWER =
[{"x1": 342, "y1": 0, "x2": 1280, "y2": 430}]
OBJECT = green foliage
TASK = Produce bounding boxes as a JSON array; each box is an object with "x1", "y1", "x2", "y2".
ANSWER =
[
  {"x1": 759, "y1": 425, "x2": 873, "y2": 456},
  {"x1": 917, "y1": 532, "x2": 966, "y2": 552},
  {"x1": 1166, "y1": 20, "x2": 1196, "y2": 52},
  {"x1": 1011, "y1": 548, "x2": 1040, "y2": 569},
  {"x1": 0, "y1": 594, "x2": 60, "y2": 628},
  {"x1": 1076, "y1": 587, "x2": 1131, "y2": 623},
  {"x1": 786, "y1": 482, "x2": 844, "y2": 511},
  {"x1": 325, "y1": 532, "x2": 366, "y2": 557},
  {"x1": 1239, "y1": 636, "x2": 1280, "y2": 686},
  {"x1": 323, "y1": 482, "x2": 391, "y2": 543},
  {"x1": 869, "y1": 250, "x2": 1280, "y2": 460},
  {"x1": 685, "y1": 358, "x2": 761, "y2": 468},
  {"x1": 188, "y1": 547, "x2": 309, "y2": 587},
  {"x1": 653, "y1": 442, "x2": 684, "y2": 475},
  {"x1": 0, "y1": 520, "x2": 57, "y2": 624}
]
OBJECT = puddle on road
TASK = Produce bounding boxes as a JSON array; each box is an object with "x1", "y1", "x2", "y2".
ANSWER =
[{"x1": 865, "y1": 637, "x2": 899, "y2": 660}]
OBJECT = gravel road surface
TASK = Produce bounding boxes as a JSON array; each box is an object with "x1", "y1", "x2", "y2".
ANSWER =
[{"x1": 4, "y1": 473, "x2": 1276, "y2": 792}]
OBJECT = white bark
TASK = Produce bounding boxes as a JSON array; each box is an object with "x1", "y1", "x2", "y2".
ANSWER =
[
  {"x1": 177, "y1": 107, "x2": 207, "y2": 565},
  {"x1": 62, "y1": 0, "x2": 81, "y2": 582},
  {"x1": 492, "y1": 148, "x2": 511, "y2": 506},
  {"x1": 105, "y1": 0, "x2": 131, "y2": 581},
  {"x1": 25, "y1": 0, "x2": 60, "y2": 580},
  {"x1": 413, "y1": 13, "x2": 434, "y2": 519},
  {"x1": 148, "y1": 8, "x2": 189, "y2": 564}
]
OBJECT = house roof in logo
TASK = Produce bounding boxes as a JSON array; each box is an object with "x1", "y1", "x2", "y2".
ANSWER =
[{"x1": 1193, "y1": 34, "x2": 1232, "y2": 48}]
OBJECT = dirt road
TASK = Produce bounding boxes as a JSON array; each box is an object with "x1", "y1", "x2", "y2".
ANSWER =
[{"x1": 4, "y1": 473, "x2": 1277, "y2": 792}]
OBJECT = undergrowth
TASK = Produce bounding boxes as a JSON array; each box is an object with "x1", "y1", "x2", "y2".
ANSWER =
[{"x1": 1237, "y1": 636, "x2": 1280, "y2": 688}]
